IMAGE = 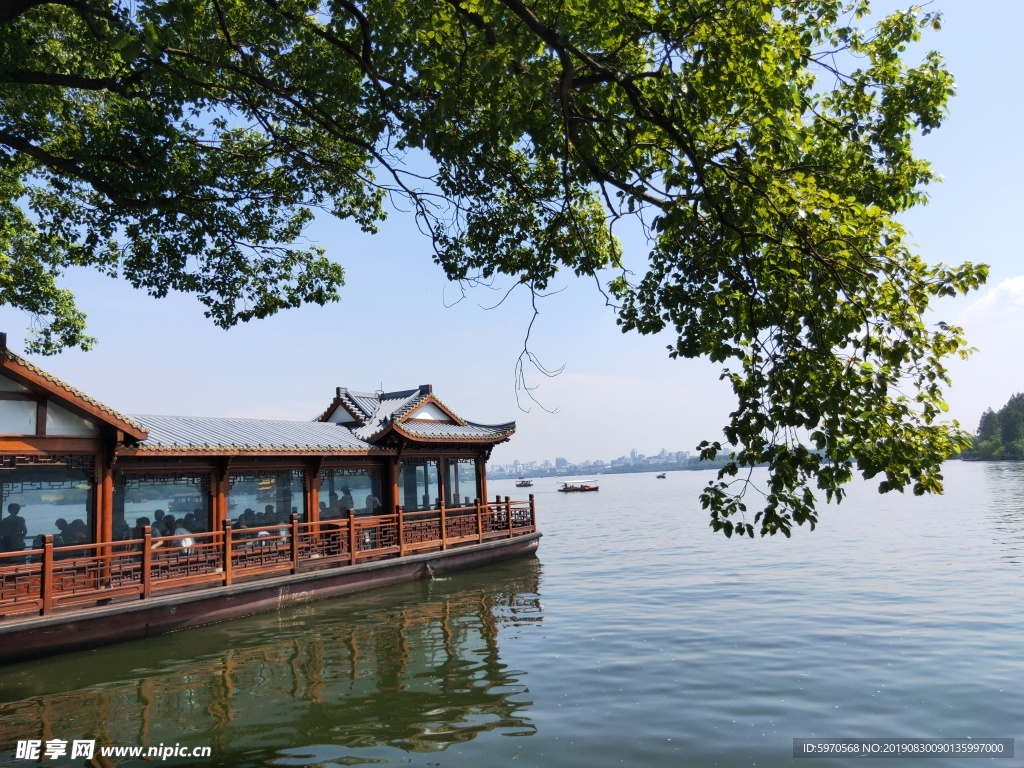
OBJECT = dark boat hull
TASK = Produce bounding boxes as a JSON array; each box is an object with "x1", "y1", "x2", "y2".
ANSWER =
[{"x1": 0, "y1": 534, "x2": 540, "y2": 664}]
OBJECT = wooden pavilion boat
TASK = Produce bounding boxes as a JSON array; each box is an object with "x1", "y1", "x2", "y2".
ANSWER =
[{"x1": 0, "y1": 333, "x2": 539, "y2": 663}]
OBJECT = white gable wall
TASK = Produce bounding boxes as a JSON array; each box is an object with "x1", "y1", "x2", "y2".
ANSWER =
[
  {"x1": 0, "y1": 372, "x2": 101, "y2": 436},
  {"x1": 0, "y1": 373, "x2": 29, "y2": 392},
  {"x1": 0, "y1": 371, "x2": 35, "y2": 433},
  {"x1": 0, "y1": 400, "x2": 36, "y2": 434},
  {"x1": 408, "y1": 403, "x2": 451, "y2": 422},
  {"x1": 327, "y1": 408, "x2": 356, "y2": 424},
  {"x1": 46, "y1": 401, "x2": 100, "y2": 436}
]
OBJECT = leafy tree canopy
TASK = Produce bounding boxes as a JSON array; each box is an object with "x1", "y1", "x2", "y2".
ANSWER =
[{"x1": 0, "y1": 0, "x2": 987, "y2": 537}]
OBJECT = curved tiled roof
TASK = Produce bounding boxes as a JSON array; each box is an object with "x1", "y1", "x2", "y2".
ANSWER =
[
  {"x1": 393, "y1": 420, "x2": 516, "y2": 442},
  {"x1": 350, "y1": 390, "x2": 423, "y2": 440},
  {"x1": 349, "y1": 391, "x2": 388, "y2": 419},
  {"x1": 128, "y1": 415, "x2": 377, "y2": 453},
  {"x1": 314, "y1": 387, "x2": 422, "y2": 428},
  {"x1": 318, "y1": 384, "x2": 514, "y2": 445}
]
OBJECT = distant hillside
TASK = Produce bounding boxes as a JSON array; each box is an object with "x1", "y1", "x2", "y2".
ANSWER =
[{"x1": 963, "y1": 393, "x2": 1024, "y2": 461}]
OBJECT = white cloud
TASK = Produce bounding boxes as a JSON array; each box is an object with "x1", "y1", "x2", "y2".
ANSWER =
[
  {"x1": 959, "y1": 274, "x2": 1024, "y2": 322},
  {"x1": 946, "y1": 274, "x2": 1024, "y2": 431}
]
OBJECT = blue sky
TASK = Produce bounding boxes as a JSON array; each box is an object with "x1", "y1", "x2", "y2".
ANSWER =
[{"x1": 2, "y1": 2, "x2": 1022, "y2": 467}]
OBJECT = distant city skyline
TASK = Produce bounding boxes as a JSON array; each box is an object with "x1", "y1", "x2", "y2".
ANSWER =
[{"x1": 489, "y1": 447, "x2": 695, "y2": 478}]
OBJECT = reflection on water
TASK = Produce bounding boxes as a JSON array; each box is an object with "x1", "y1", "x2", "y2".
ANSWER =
[
  {"x1": 0, "y1": 559, "x2": 542, "y2": 767},
  {"x1": 3, "y1": 462, "x2": 1023, "y2": 768}
]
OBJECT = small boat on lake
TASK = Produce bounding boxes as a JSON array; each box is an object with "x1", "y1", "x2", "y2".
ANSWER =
[
  {"x1": 656, "y1": 473, "x2": 667, "y2": 479},
  {"x1": 515, "y1": 478, "x2": 533, "y2": 488},
  {"x1": 168, "y1": 493, "x2": 206, "y2": 513},
  {"x1": 558, "y1": 482, "x2": 598, "y2": 493}
]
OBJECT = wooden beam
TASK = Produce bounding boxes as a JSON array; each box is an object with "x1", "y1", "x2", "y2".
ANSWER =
[
  {"x1": 114, "y1": 458, "x2": 217, "y2": 472},
  {"x1": 115, "y1": 447, "x2": 387, "y2": 459},
  {"x1": 0, "y1": 391, "x2": 35, "y2": 400},
  {"x1": 0, "y1": 436, "x2": 102, "y2": 453}
]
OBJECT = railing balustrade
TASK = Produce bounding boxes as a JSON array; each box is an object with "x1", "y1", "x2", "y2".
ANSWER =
[
  {"x1": 0, "y1": 496, "x2": 536, "y2": 619},
  {"x1": 149, "y1": 530, "x2": 224, "y2": 590}
]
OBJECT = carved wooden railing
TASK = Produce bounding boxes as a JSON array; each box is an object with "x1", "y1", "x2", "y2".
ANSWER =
[{"x1": 0, "y1": 495, "x2": 536, "y2": 619}]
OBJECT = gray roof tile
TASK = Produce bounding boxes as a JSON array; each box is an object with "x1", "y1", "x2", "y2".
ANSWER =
[
  {"x1": 318, "y1": 385, "x2": 516, "y2": 445},
  {"x1": 397, "y1": 421, "x2": 516, "y2": 440},
  {"x1": 349, "y1": 389, "x2": 425, "y2": 440},
  {"x1": 130, "y1": 415, "x2": 376, "y2": 452}
]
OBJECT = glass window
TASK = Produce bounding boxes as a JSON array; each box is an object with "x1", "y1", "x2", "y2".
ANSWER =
[
  {"x1": 319, "y1": 468, "x2": 382, "y2": 518},
  {"x1": 1, "y1": 458, "x2": 95, "y2": 551},
  {"x1": 115, "y1": 473, "x2": 211, "y2": 539},
  {"x1": 229, "y1": 470, "x2": 305, "y2": 528},
  {"x1": 400, "y1": 459, "x2": 439, "y2": 512},
  {"x1": 444, "y1": 459, "x2": 478, "y2": 508}
]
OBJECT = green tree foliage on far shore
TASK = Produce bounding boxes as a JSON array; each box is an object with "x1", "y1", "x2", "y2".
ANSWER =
[
  {"x1": 964, "y1": 394, "x2": 1024, "y2": 461},
  {"x1": 0, "y1": 0, "x2": 987, "y2": 537}
]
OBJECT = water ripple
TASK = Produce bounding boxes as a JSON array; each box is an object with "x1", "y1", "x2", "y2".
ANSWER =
[{"x1": 2, "y1": 463, "x2": 1023, "y2": 767}]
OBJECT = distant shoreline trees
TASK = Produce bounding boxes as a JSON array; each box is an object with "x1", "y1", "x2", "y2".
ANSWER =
[{"x1": 963, "y1": 394, "x2": 1024, "y2": 461}]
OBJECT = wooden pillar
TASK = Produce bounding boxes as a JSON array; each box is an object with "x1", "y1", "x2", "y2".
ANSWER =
[
  {"x1": 141, "y1": 527, "x2": 153, "y2": 598},
  {"x1": 438, "y1": 457, "x2": 447, "y2": 510},
  {"x1": 213, "y1": 467, "x2": 229, "y2": 530},
  {"x1": 99, "y1": 458, "x2": 114, "y2": 544},
  {"x1": 306, "y1": 465, "x2": 320, "y2": 523},
  {"x1": 222, "y1": 521, "x2": 233, "y2": 586},
  {"x1": 398, "y1": 505, "x2": 406, "y2": 556},
  {"x1": 97, "y1": 452, "x2": 114, "y2": 588},
  {"x1": 476, "y1": 498, "x2": 483, "y2": 543},
  {"x1": 440, "y1": 496, "x2": 447, "y2": 551},
  {"x1": 348, "y1": 509, "x2": 358, "y2": 562},
  {"x1": 290, "y1": 513, "x2": 300, "y2": 573},
  {"x1": 477, "y1": 455, "x2": 489, "y2": 513},
  {"x1": 389, "y1": 458, "x2": 400, "y2": 514},
  {"x1": 40, "y1": 535, "x2": 54, "y2": 615}
]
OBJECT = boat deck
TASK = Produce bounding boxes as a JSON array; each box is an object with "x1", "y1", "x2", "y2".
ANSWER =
[{"x1": 0, "y1": 497, "x2": 536, "y2": 624}]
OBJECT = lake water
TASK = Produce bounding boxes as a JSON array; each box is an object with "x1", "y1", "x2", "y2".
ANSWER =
[{"x1": 1, "y1": 461, "x2": 1022, "y2": 766}]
